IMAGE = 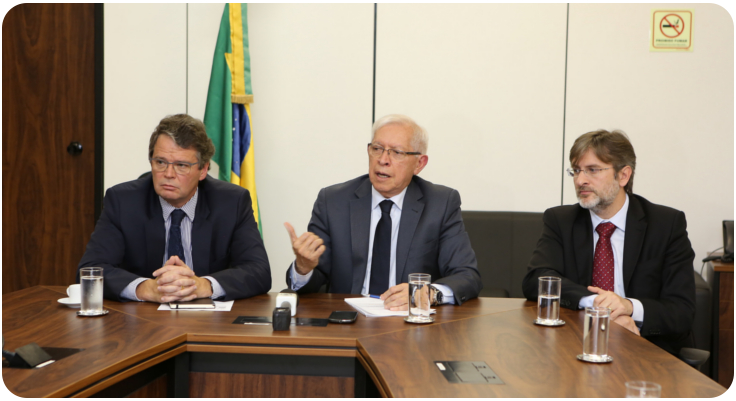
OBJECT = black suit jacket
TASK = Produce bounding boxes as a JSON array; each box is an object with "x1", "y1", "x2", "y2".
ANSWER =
[
  {"x1": 287, "y1": 175, "x2": 482, "y2": 304},
  {"x1": 78, "y1": 175, "x2": 271, "y2": 301},
  {"x1": 521, "y1": 194, "x2": 695, "y2": 355}
]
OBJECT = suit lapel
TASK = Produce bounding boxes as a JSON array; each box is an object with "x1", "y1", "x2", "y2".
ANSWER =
[
  {"x1": 146, "y1": 183, "x2": 166, "y2": 272},
  {"x1": 191, "y1": 183, "x2": 212, "y2": 276},
  {"x1": 573, "y1": 207, "x2": 594, "y2": 285},
  {"x1": 622, "y1": 195, "x2": 646, "y2": 291},
  {"x1": 396, "y1": 180, "x2": 424, "y2": 282},
  {"x1": 350, "y1": 179, "x2": 372, "y2": 293}
]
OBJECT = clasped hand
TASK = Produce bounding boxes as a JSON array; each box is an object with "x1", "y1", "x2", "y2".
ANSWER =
[{"x1": 136, "y1": 256, "x2": 212, "y2": 303}]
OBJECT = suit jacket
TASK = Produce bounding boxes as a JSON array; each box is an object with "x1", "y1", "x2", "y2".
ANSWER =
[
  {"x1": 521, "y1": 194, "x2": 695, "y2": 355},
  {"x1": 287, "y1": 175, "x2": 482, "y2": 304},
  {"x1": 78, "y1": 175, "x2": 271, "y2": 301}
]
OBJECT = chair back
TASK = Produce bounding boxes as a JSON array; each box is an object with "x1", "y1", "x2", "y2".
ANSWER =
[{"x1": 461, "y1": 211, "x2": 544, "y2": 298}]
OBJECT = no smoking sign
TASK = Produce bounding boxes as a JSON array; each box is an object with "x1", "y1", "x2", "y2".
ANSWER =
[{"x1": 651, "y1": 10, "x2": 693, "y2": 52}]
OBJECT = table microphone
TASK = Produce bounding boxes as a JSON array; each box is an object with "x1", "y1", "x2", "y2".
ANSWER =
[{"x1": 276, "y1": 289, "x2": 299, "y2": 317}]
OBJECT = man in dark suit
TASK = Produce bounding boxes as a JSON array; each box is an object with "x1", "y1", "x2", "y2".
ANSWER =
[
  {"x1": 284, "y1": 115, "x2": 481, "y2": 309},
  {"x1": 522, "y1": 129, "x2": 695, "y2": 355},
  {"x1": 79, "y1": 114, "x2": 271, "y2": 302}
]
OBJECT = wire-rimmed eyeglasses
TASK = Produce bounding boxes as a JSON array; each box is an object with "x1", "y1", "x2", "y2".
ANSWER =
[
  {"x1": 367, "y1": 143, "x2": 421, "y2": 161},
  {"x1": 150, "y1": 157, "x2": 199, "y2": 175}
]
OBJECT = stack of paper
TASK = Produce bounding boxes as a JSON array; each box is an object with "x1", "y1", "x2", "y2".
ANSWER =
[
  {"x1": 158, "y1": 300, "x2": 234, "y2": 311},
  {"x1": 345, "y1": 296, "x2": 436, "y2": 317}
]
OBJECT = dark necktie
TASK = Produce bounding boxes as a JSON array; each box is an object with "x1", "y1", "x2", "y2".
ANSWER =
[
  {"x1": 168, "y1": 209, "x2": 186, "y2": 264},
  {"x1": 369, "y1": 200, "x2": 393, "y2": 295},
  {"x1": 592, "y1": 222, "x2": 616, "y2": 291}
]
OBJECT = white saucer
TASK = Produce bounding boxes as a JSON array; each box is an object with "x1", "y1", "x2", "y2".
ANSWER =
[
  {"x1": 58, "y1": 298, "x2": 80, "y2": 308},
  {"x1": 577, "y1": 354, "x2": 613, "y2": 363},
  {"x1": 534, "y1": 318, "x2": 566, "y2": 327},
  {"x1": 404, "y1": 317, "x2": 434, "y2": 324}
]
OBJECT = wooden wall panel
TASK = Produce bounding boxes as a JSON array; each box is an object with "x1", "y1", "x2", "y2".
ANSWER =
[
  {"x1": 718, "y1": 272, "x2": 733, "y2": 388},
  {"x1": 2, "y1": 4, "x2": 96, "y2": 294},
  {"x1": 190, "y1": 372, "x2": 354, "y2": 398},
  {"x1": 126, "y1": 375, "x2": 168, "y2": 398}
]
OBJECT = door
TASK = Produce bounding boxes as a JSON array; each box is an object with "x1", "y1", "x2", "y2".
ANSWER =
[{"x1": 2, "y1": 4, "x2": 97, "y2": 293}]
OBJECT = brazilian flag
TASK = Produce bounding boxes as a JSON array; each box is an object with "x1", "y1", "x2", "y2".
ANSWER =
[{"x1": 204, "y1": 3, "x2": 261, "y2": 234}]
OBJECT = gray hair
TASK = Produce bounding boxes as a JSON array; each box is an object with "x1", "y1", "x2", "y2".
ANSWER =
[{"x1": 371, "y1": 114, "x2": 428, "y2": 154}]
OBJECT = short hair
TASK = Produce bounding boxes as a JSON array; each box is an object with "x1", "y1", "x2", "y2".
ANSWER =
[
  {"x1": 148, "y1": 114, "x2": 215, "y2": 169},
  {"x1": 371, "y1": 114, "x2": 428, "y2": 155},
  {"x1": 569, "y1": 129, "x2": 636, "y2": 194}
]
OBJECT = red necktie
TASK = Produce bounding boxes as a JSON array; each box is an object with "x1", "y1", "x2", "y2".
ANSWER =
[{"x1": 592, "y1": 222, "x2": 616, "y2": 291}]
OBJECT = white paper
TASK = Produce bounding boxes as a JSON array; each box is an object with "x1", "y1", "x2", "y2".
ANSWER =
[
  {"x1": 344, "y1": 296, "x2": 435, "y2": 317},
  {"x1": 157, "y1": 300, "x2": 234, "y2": 311}
]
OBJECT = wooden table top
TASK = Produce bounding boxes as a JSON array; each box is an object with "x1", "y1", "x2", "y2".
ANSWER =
[
  {"x1": 2, "y1": 286, "x2": 726, "y2": 397},
  {"x1": 358, "y1": 306, "x2": 726, "y2": 398},
  {"x1": 102, "y1": 291, "x2": 528, "y2": 348},
  {"x1": 2, "y1": 286, "x2": 186, "y2": 398},
  {"x1": 712, "y1": 259, "x2": 734, "y2": 273}
]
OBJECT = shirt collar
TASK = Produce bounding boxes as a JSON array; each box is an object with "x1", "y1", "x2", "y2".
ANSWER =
[
  {"x1": 590, "y1": 192, "x2": 629, "y2": 232},
  {"x1": 371, "y1": 185, "x2": 407, "y2": 211},
  {"x1": 159, "y1": 188, "x2": 198, "y2": 222}
]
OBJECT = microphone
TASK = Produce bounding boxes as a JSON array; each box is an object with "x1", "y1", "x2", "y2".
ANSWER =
[{"x1": 276, "y1": 289, "x2": 299, "y2": 317}]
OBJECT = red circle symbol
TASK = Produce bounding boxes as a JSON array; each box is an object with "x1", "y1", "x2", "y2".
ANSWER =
[{"x1": 659, "y1": 14, "x2": 684, "y2": 38}]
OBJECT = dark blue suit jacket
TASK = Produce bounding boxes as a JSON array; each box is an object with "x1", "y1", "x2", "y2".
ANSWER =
[
  {"x1": 287, "y1": 175, "x2": 482, "y2": 304},
  {"x1": 78, "y1": 175, "x2": 271, "y2": 301}
]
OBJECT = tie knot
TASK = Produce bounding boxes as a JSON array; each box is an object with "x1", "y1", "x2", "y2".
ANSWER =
[
  {"x1": 596, "y1": 221, "x2": 616, "y2": 238},
  {"x1": 379, "y1": 200, "x2": 393, "y2": 214},
  {"x1": 171, "y1": 209, "x2": 186, "y2": 227}
]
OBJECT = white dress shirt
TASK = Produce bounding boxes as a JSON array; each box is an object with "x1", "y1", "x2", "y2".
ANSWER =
[
  {"x1": 290, "y1": 185, "x2": 454, "y2": 304},
  {"x1": 578, "y1": 194, "x2": 644, "y2": 323},
  {"x1": 121, "y1": 189, "x2": 225, "y2": 301}
]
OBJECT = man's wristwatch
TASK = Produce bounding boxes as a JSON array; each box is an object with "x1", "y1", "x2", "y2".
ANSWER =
[{"x1": 429, "y1": 285, "x2": 443, "y2": 306}]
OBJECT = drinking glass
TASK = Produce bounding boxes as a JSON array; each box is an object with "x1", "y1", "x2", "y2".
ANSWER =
[
  {"x1": 78, "y1": 267, "x2": 107, "y2": 316},
  {"x1": 534, "y1": 276, "x2": 564, "y2": 326},
  {"x1": 405, "y1": 273, "x2": 434, "y2": 324},
  {"x1": 577, "y1": 306, "x2": 612, "y2": 363}
]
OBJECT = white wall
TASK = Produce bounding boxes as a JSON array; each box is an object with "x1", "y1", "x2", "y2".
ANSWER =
[
  {"x1": 104, "y1": 3, "x2": 734, "y2": 292},
  {"x1": 104, "y1": 4, "x2": 187, "y2": 187},
  {"x1": 375, "y1": 4, "x2": 568, "y2": 212},
  {"x1": 564, "y1": 3, "x2": 734, "y2": 266}
]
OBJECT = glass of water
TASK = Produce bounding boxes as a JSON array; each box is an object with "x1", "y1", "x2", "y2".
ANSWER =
[
  {"x1": 577, "y1": 306, "x2": 612, "y2": 363},
  {"x1": 625, "y1": 381, "x2": 661, "y2": 398},
  {"x1": 534, "y1": 276, "x2": 564, "y2": 326},
  {"x1": 78, "y1": 267, "x2": 107, "y2": 316},
  {"x1": 405, "y1": 273, "x2": 434, "y2": 324}
]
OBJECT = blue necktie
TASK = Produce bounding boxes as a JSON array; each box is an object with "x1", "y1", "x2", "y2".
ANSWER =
[
  {"x1": 168, "y1": 209, "x2": 186, "y2": 264},
  {"x1": 369, "y1": 200, "x2": 393, "y2": 295}
]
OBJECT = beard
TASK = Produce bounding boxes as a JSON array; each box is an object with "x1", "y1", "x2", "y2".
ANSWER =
[{"x1": 576, "y1": 180, "x2": 620, "y2": 214}]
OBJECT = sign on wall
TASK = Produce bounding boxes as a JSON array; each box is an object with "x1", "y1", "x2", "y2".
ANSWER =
[{"x1": 650, "y1": 10, "x2": 693, "y2": 52}]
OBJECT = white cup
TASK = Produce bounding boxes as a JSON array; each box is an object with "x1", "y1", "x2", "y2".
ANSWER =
[{"x1": 67, "y1": 284, "x2": 81, "y2": 303}]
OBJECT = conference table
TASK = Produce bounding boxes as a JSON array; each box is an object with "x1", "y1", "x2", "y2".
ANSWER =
[{"x1": 2, "y1": 286, "x2": 726, "y2": 398}]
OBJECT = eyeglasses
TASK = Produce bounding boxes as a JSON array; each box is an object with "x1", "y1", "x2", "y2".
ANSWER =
[
  {"x1": 150, "y1": 157, "x2": 199, "y2": 175},
  {"x1": 566, "y1": 167, "x2": 612, "y2": 177},
  {"x1": 367, "y1": 143, "x2": 421, "y2": 161}
]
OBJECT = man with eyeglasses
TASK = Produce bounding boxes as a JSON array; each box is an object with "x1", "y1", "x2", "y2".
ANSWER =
[
  {"x1": 522, "y1": 129, "x2": 695, "y2": 356},
  {"x1": 78, "y1": 114, "x2": 271, "y2": 303},
  {"x1": 284, "y1": 114, "x2": 481, "y2": 309}
]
